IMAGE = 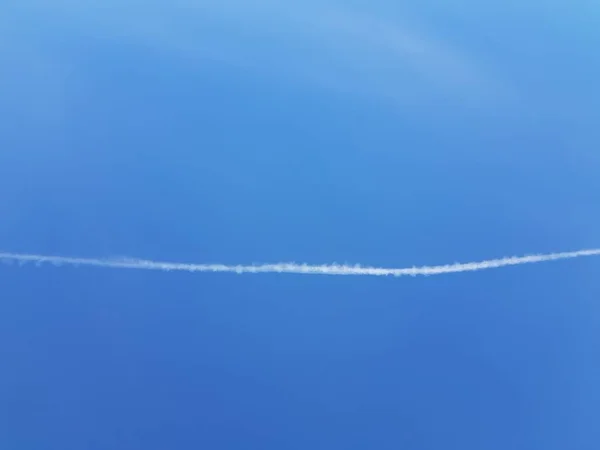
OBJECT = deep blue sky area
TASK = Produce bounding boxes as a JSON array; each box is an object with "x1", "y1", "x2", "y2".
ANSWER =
[{"x1": 1, "y1": 1, "x2": 599, "y2": 449}]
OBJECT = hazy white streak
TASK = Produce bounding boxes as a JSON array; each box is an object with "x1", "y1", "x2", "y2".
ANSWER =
[{"x1": 1, "y1": 249, "x2": 599, "y2": 277}]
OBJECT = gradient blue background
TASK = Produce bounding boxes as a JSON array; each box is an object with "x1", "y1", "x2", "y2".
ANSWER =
[{"x1": 1, "y1": 1, "x2": 599, "y2": 449}]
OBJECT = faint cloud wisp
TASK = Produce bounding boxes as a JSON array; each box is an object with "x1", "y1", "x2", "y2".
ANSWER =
[{"x1": 6, "y1": 0, "x2": 516, "y2": 112}]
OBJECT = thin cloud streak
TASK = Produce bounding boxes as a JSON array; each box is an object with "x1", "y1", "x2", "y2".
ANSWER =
[
  {"x1": 5, "y1": 0, "x2": 513, "y2": 110},
  {"x1": 1, "y1": 248, "x2": 598, "y2": 277}
]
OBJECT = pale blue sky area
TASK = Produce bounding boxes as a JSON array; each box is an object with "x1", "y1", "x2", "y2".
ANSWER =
[{"x1": 1, "y1": 1, "x2": 599, "y2": 449}]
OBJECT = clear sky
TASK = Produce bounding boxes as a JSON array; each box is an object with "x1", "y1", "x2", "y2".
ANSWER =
[{"x1": 1, "y1": 1, "x2": 599, "y2": 449}]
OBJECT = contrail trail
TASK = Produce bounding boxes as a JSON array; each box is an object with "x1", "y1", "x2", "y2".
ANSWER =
[{"x1": 0, "y1": 248, "x2": 599, "y2": 277}]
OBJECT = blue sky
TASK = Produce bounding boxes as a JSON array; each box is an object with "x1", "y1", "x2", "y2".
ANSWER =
[{"x1": 1, "y1": 1, "x2": 599, "y2": 449}]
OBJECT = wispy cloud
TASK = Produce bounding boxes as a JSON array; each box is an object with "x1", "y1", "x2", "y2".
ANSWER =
[
  {"x1": 1, "y1": 248, "x2": 598, "y2": 277},
  {"x1": 5, "y1": 0, "x2": 515, "y2": 111}
]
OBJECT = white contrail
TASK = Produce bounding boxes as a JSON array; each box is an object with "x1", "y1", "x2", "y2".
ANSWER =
[{"x1": 0, "y1": 248, "x2": 599, "y2": 277}]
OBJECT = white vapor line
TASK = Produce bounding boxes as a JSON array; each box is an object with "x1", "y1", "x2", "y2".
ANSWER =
[{"x1": 0, "y1": 248, "x2": 599, "y2": 277}]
